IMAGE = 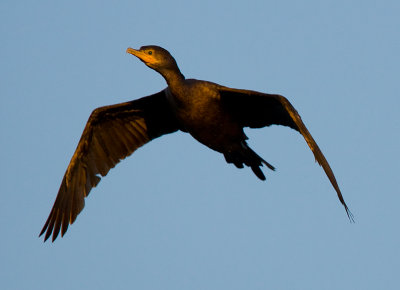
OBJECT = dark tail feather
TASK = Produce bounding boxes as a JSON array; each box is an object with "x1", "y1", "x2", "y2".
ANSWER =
[
  {"x1": 251, "y1": 165, "x2": 266, "y2": 180},
  {"x1": 223, "y1": 143, "x2": 274, "y2": 180}
]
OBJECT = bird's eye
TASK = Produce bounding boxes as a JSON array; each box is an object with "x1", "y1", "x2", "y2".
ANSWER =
[{"x1": 148, "y1": 51, "x2": 153, "y2": 55}]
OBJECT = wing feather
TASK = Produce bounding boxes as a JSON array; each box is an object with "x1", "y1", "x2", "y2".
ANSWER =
[
  {"x1": 40, "y1": 90, "x2": 179, "y2": 241},
  {"x1": 219, "y1": 86, "x2": 354, "y2": 221}
]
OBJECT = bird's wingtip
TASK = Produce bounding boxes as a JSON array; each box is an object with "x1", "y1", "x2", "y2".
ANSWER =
[{"x1": 345, "y1": 206, "x2": 355, "y2": 223}]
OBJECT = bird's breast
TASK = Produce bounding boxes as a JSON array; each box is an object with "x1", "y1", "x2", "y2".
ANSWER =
[{"x1": 165, "y1": 83, "x2": 244, "y2": 152}]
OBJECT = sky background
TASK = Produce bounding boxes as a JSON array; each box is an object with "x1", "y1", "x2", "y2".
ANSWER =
[{"x1": 1, "y1": 0, "x2": 399, "y2": 289}]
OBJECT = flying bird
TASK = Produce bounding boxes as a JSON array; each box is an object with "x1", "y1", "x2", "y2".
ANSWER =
[{"x1": 40, "y1": 45, "x2": 353, "y2": 242}]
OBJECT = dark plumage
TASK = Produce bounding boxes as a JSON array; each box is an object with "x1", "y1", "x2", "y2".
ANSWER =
[{"x1": 40, "y1": 45, "x2": 353, "y2": 242}]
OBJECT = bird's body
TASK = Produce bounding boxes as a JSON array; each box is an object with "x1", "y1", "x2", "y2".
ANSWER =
[
  {"x1": 166, "y1": 80, "x2": 242, "y2": 152},
  {"x1": 40, "y1": 45, "x2": 353, "y2": 242}
]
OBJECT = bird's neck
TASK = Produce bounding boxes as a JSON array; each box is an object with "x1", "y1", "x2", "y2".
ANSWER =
[{"x1": 160, "y1": 68, "x2": 186, "y2": 93}]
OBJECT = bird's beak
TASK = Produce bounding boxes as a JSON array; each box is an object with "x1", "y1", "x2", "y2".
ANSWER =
[{"x1": 126, "y1": 47, "x2": 152, "y2": 63}]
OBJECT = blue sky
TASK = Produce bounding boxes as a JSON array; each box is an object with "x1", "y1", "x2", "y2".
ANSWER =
[{"x1": 1, "y1": 0, "x2": 399, "y2": 289}]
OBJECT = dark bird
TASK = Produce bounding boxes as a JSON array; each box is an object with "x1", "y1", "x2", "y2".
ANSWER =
[{"x1": 40, "y1": 45, "x2": 353, "y2": 242}]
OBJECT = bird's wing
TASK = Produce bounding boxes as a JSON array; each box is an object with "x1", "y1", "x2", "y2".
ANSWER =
[
  {"x1": 40, "y1": 90, "x2": 179, "y2": 242},
  {"x1": 218, "y1": 86, "x2": 353, "y2": 221}
]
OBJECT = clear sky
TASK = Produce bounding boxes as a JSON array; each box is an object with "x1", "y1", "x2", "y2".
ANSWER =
[{"x1": 1, "y1": 0, "x2": 399, "y2": 289}]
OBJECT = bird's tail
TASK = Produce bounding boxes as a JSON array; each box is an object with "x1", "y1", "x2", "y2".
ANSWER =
[{"x1": 223, "y1": 142, "x2": 275, "y2": 180}]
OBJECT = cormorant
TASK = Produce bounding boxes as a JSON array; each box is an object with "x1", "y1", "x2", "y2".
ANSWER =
[{"x1": 40, "y1": 45, "x2": 353, "y2": 242}]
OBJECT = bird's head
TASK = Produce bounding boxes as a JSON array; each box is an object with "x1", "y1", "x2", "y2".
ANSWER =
[{"x1": 126, "y1": 45, "x2": 179, "y2": 73}]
